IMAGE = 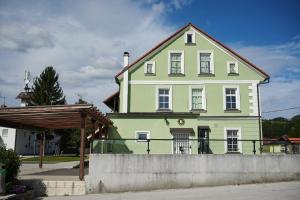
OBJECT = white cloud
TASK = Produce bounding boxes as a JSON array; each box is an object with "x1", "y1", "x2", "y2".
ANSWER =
[
  {"x1": 231, "y1": 39, "x2": 300, "y2": 119},
  {"x1": 0, "y1": 0, "x2": 182, "y2": 110}
]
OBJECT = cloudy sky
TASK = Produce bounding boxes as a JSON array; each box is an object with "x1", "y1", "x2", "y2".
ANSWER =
[{"x1": 0, "y1": 0, "x2": 299, "y2": 119}]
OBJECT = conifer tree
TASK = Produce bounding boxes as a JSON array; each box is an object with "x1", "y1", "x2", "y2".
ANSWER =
[{"x1": 29, "y1": 66, "x2": 66, "y2": 105}]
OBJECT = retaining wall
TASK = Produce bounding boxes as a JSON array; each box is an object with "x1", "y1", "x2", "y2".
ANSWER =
[{"x1": 87, "y1": 154, "x2": 300, "y2": 193}]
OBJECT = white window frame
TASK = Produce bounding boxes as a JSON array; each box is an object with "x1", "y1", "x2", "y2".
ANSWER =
[
  {"x1": 156, "y1": 86, "x2": 172, "y2": 111},
  {"x1": 135, "y1": 131, "x2": 150, "y2": 142},
  {"x1": 197, "y1": 50, "x2": 214, "y2": 74},
  {"x1": 144, "y1": 61, "x2": 156, "y2": 74},
  {"x1": 189, "y1": 86, "x2": 206, "y2": 111},
  {"x1": 224, "y1": 127, "x2": 242, "y2": 153},
  {"x1": 2, "y1": 129, "x2": 8, "y2": 137},
  {"x1": 227, "y1": 61, "x2": 239, "y2": 74},
  {"x1": 184, "y1": 30, "x2": 196, "y2": 44},
  {"x1": 168, "y1": 50, "x2": 185, "y2": 75},
  {"x1": 223, "y1": 85, "x2": 240, "y2": 110}
]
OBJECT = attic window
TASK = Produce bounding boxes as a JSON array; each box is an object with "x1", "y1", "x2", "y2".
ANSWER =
[
  {"x1": 184, "y1": 30, "x2": 195, "y2": 44},
  {"x1": 227, "y1": 61, "x2": 239, "y2": 75},
  {"x1": 144, "y1": 61, "x2": 155, "y2": 75}
]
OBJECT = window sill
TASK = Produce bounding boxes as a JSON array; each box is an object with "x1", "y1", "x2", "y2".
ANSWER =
[
  {"x1": 168, "y1": 73, "x2": 185, "y2": 77},
  {"x1": 156, "y1": 109, "x2": 173, "y2": 112},
  {"x1": 144, "y1": 73, "x2": 156, "y2": 76},
  {"x1": 228, "y1": 73, "x2": 239, "y2": 76},
  {"x1": 185, "y1": 43, "x2": 196, "y2": 46},
  {"x1": 190, "y1": 109, "x2": 207, "y2": 113},
  {"x1": 198, "y1": 73, "x2": 215, "y2": 77},
  {"x1": 224, "y1": 109, "x2": 241, "y2": 113}
]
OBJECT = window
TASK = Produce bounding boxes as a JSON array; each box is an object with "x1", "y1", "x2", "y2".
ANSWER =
[
  {"x1": 227, "y1": 61, "x2": 238, "y2": 74},
  {"x1": 224, "y1": 128, "x2": 242, "y2": 153},
  {"x1": 184, "y1": 30, "x2": 195, "y2": 44},
  {"x1": 198, "y1": 51, "x2": 214, "y2": 74},
  {"x1": 136, "y1": 131, "x2": 150, "y2": 142},
  {"x1": 158, "y1": 88, "x2": 171, "y2": 110},
  {"x1": 189, "y1": 87, "x2": 206, "y2": 110},
  {"x1": 168, "y1": 51, "x2": 184, "y2": 75},
  {"x1": 226, "y1": 130, "x2": 239, "y2": 153},
  {"x1": 144, "y1": 61, "x2": 155, "y2": 74},
  {"x1": 2, "y1": 129, "x2": 8, "y2": 137},
  {"x1": 223, "y1": 86, "x2": 240, "y2": 110}
]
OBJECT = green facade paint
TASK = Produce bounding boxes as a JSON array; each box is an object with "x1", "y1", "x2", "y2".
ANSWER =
[{"x1": 100, "y1": 25, "x2": 268, "y2": 155}]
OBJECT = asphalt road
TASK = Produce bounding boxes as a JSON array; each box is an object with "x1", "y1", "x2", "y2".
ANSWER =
[{"x1": 38, "y1": 181, "x2": 300, "y2": 200}]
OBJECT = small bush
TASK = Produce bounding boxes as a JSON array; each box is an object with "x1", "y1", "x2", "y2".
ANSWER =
[{"x1": 0, "y1": 146, "x2": 21, "y2": 183}]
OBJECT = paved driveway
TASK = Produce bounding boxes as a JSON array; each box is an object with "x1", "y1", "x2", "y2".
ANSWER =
[{"x1": 38, "y1": 181, "x2": 300, "y2": 200}]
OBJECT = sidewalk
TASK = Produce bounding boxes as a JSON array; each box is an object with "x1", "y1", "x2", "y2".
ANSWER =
[{"x1": 37, "y1": 181, "x2": 300, "y2": 200}]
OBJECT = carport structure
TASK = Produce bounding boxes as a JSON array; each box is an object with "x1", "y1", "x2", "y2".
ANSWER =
[{"x1": 0, "y1": 104, "x2": 111, "y2": 180}]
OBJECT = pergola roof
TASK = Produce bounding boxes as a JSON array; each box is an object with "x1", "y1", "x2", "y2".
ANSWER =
[{"x1": 0, "y1": 104, "x2": 111, "y2": 130}]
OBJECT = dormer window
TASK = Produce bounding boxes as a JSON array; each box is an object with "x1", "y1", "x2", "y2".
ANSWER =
[
  {"x1": 184, "y1": 30, "x2": 195, "y2": 44},
  {"x1": 144, "y1": 61, "x2": 155, "y2": 75},
  {"x1": 227, "y1": 61, "x2": 238, "y2": 75}
]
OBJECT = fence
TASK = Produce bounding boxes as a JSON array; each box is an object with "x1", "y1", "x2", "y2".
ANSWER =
[{"x1": 92, "y1": 138, "x2": 300, "y2": 155}]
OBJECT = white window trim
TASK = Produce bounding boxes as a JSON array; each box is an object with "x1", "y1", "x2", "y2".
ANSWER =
[
  {"x1": 224, "y1": 127, "x2": 242, "y2": 153},
  {"x1": 197, "y1": 50, "x2": 214, "y2": 74},
  {"x1": 156, "y1": 85, "x2": 173, "y2": 111},
  {"x1": 144, "y1": 61, "x2": 156, "y2": 74},
  {"x1": 168, "y1": 50, "x2": 185, "y2": 75},
  {"x1": 135, "y1": 131, "x2": 150, "y2": 142},
  {"x1": 189, "y1": 85, "x2": 206, "y2": 111},
  {"x1": 184, "y1": 30, "x2": 196, "y2": 44},
  {"x1": 223, "y1": 85, "x2": 240, "y2": 110},
  {"x1": 227, "y1": 61, "x2": 239, "y2": 74}
]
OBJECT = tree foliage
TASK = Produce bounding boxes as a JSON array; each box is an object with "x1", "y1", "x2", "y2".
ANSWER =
[
  {"x1": 29, "y1": 66, "x2": 66, "y2": 105},
  {"x1": 262, "y1": 115, "x2": 300, "y2": 138}
]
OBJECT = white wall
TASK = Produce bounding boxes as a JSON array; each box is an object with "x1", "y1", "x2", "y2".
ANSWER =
[
  {"x1": 87, "y1": 154, "x2": 300, "y2": 193},
  {"x1": 0, "y1": 127, "x2": 16, "y2": 150}
]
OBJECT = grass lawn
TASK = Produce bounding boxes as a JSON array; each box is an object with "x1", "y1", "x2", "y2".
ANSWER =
[{"x1": 21, "y1": 156, "x2": 86, "y2": 163}]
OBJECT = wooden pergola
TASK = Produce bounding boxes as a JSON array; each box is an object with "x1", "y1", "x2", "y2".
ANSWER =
[{"x1": 0, "y1": 104, "x2": 111, "y2": 180}]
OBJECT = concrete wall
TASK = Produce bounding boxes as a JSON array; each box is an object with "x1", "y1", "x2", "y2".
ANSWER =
[
  {"x1": 87, "y1": 154, "x2": 300, "y2": 193},
  {"x1": 0, "y1": 127, "x2": 16, "y2": 150}
]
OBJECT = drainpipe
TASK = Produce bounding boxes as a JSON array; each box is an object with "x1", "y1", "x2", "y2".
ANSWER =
[{"x1": 257, "y1": 77, "x2": 270, "y2": 154}]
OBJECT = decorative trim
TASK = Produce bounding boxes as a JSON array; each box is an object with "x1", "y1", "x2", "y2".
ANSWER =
[
  {"x1": 224, "y1": 127, "x2": 242, "y2": 153},
  {"x1": 168, "y1": 50, "x2": 185, "y2": 75},
  {"x1": 130, "y1": 80, "x2": 260, "y2": 85},
  {"x1": 249, "y1": 83, "x2": 258, "y2": 116},
  {"x1": 144, "y1": 61, "x2": 156, "y2": 74},
  {"x1": 223, "y1": 85, "x2": 240, "y2": 111},
  {"x1": 197, "y1": 50, "x2": 214, "y2": 74}
]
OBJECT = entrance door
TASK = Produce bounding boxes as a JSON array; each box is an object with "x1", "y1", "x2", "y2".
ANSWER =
[
  {"x1": 173, "y1": 132, "x2": 190, "y2": 154},
  {"x1": 198, "y1": 127, "x2": 210, "y2": 154}
]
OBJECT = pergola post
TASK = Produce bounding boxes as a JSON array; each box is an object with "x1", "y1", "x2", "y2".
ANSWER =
[
  {"x1": 39, "y1": 131, "x2": 45, "y2": 168},
  {"x1": 90, "y1": 119, "x2": 96, "y2": 153},
  {"x1": 79, "y1": 114, "x2": 86, "y2": 181}
]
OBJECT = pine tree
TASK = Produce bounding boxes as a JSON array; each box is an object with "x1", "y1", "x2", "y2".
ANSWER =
[{"x1": 29, "y1": 66, "x2": 66, "y2": 105}]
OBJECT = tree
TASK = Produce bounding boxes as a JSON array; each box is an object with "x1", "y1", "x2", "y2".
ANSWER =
[{"x1": 29, "y1": 66, "x2": 66, "y2": 105}]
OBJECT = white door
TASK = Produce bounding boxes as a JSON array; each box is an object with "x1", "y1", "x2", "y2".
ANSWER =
[{"x1": 173, "y1": 132, "x2": 190, "y2": 154}]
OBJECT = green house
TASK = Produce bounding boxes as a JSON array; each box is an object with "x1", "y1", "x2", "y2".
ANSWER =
[{"x1": 99, "y1": 23, "x2": 270, "y2": 155}]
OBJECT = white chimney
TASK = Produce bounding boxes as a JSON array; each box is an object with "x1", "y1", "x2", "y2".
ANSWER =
[{"x1": 123, "y1": 52, "x2": 129, "y2": 67}]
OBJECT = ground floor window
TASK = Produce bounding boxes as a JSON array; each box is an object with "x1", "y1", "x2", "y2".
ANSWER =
[
  {"x1": 136, "y1": 131, "x2": 150, "y2": 142},
  {"x1": 225, "y1": 128, "x2": 241, "y2": 153}
]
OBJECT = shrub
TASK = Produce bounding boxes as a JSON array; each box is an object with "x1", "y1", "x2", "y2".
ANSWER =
[{"x1": 0, "y1": 146, "x2": 21, "y2": 183}]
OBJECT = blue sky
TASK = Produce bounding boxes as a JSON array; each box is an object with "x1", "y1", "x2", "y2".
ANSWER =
[{"x1": 0, "y1": 0, "x2": 299, "y2": 118}]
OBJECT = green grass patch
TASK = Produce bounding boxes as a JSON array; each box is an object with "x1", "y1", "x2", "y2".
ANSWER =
[{"x1": 21, "y1": 156, "x2": 85, "y2": 163}]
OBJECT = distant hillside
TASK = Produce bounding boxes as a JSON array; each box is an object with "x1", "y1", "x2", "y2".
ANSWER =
[{"x1": 262, "y1": 115, "x2": 300, "y2": 138}]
